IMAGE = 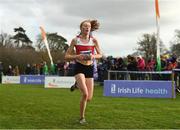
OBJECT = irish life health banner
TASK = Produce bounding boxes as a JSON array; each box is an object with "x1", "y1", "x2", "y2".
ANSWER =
[{"x1": 104, "y1": 80, "x2": 175, "y2": 98}]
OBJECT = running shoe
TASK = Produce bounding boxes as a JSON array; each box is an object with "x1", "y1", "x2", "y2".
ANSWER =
[
  {"x1": 79, "y1": 118, "x2": 87, "y2": 124},
  {"x1": 70, "y1": 82, "x2": 78, "y2": 92}
]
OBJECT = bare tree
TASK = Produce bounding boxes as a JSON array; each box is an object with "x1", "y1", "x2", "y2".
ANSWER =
[
  {"x1": 0, "y1": 33, "x2": 13, "y2": 47},
  {"x1": 170, "y1": 30, "x2": 180, "y2": 57},
  {"x1": 136, "y1": 33, "x2": 166, "y2": 60}
]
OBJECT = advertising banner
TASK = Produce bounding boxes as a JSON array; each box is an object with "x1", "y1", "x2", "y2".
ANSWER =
[
  {"x1": 45, "y1": 76, "x2": 75, "y2": 88},
  {"x1": 104, "y1": 80, "x2": 175, "y2": 98},
  {"x1": 2, "y1": 76, "x2": 20, "y2": 84},
  {"x1": 20, "y1": 75, "x2": 45, "y2": 84}
]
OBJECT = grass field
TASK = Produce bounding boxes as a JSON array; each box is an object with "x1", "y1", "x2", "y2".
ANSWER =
[{"x1": 0, "y1": 83, "x2": 180, "y2": 129}]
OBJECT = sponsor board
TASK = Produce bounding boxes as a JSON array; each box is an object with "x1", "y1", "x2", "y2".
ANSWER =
[
  {"x1": 2, "y1": 76, "x2": 20, "y2": 84},
  {"x1": 45, "y1": 76, "x2": 75, "y2": 88},
  {"x1": 104, "y1": 80, "x2": 175, "y2": 98},
  {"x1": 20, "y1": 75, "x2": 45, "y2": 84}
]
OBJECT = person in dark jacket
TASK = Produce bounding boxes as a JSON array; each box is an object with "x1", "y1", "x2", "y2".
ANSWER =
[
  {"x1": 0, "y1": 62, "x2": 3, "y2": 83},
  {"x1": 127, "y1": 55, "x2": 138, "y2": 80}
]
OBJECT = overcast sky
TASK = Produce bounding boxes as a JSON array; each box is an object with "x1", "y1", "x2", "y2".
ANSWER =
[{"x1": 1, "y1": 0, "x2": 180, "y2": 57}]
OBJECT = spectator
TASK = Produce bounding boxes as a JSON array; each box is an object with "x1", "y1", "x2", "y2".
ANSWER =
[
  {"x1": 50, "y1": 63, "x2": 56, "y2": 75},
  {"x1": 43, "y1": 61, "x2": 49, "y2": 75},
  {"x1": 127, "y1": 55, "x2": 138, "y2": 80},
  {"x1": 25, "y1": 64, "x2": 31, "y2": 75},
  {"x1": 39, "y1": 62, "x2": 44, "y2": 75},
  {"x1": 31, "y1": 64, "x2": 37, "y2": 75},
  {"x1": 67, "y1": 61, "x2": 75, "y2": 76},
  {"x1": 176, "y1": 57, "x2": 180, "y2": 69},
  {"x1": 127, "y1": 55, "x2": 138, "y2": 71},
  {"x1": 14, "y1": 65, "x2": 20, "y2": 76},
  {"x1": 159, "y1": 55, "x2": 167, "y2": 71},
  {"x1": 137, "y1": 56, "x2": 146, "y2": 80},
  {"x1": 7, "y1": 65, "x2": 13, "y2": 76},
  {"x1": 137, "y1": 55, "x2": 145, "y2": 71},
  {"x1": 63, "y1": 62, "x2": 69, "y2": 76},
  {"x1": 116, "y1": 57, "x2": 126, "y2": 80},
  {"x1": 166, "y1": 57, "x2": 177, "y2": 71},
  {"x1": 57, "y1": 61, "x2": 64, "y2": 76},
  {"x1": 0, "y1": 62, "x2": 3, "y2": 83},
  {"x1": 146, "y1": 58, "x2": 155, "y2": 71}
]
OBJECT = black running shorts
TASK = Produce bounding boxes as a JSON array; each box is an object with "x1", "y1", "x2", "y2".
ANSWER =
[{"x1": 74, "y1": 62, "x2": 94, "y2": 78}]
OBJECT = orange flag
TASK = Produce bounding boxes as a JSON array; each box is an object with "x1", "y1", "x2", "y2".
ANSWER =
[
  {"x1": 39, "y1": 26, "x2": 54, "y2": 65},
  {"x1": 40, "y1": 26, "x2": 47, "y2": 41},
  {"x1": 155, "y1": 0, "x2": 161, "y2": 71},
  {"x1": 155, "y1": 0, "x2": 160, "y2": 18}
]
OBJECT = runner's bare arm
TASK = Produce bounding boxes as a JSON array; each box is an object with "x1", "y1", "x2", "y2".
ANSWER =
[{"x1": 92, "y1": 38, "x2": 102, "y2": 59}]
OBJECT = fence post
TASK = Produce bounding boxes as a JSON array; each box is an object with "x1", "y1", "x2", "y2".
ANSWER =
[
  {"x1": 108, "y1": 70, "x2": 110, "y2": 80},
  {"x1": 171, "y1": 70, "x2": 175, "y2": 99}
]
